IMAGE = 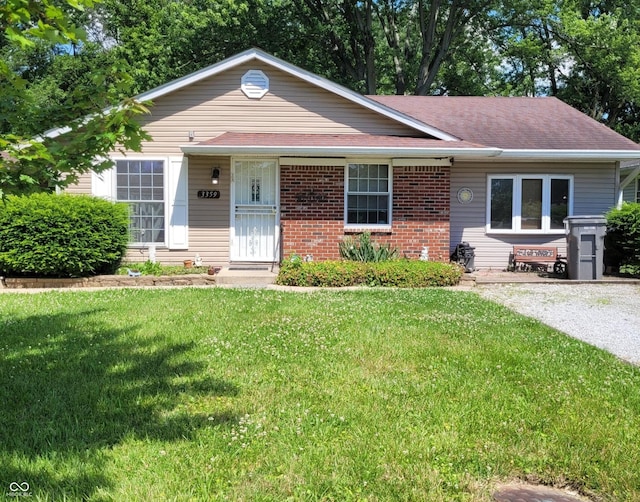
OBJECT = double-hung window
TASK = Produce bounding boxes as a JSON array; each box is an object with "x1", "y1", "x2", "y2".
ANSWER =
[
  {"x1": 487, "y1": 175, "x2": 572, "y2": 233},
  {"x1": 116, "y1": 159, "x2": 166, "y2": 245},
  {"x1": 346, "y1": 163, "x2": 391, "y2": 226}
]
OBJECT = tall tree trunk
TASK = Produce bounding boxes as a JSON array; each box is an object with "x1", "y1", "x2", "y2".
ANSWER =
[
  {"x1": 543, "y1": 24, "x2": 558, "y2": 96},
  {"x1": 301, "y1": 0, "x2": 377, "y2": 93},
  {"x1": 415, "y1": 0, "x2": 467, "y2": 95},
  {"x1": 376, "y1": 0, "x2": 410, "y2": 94}
]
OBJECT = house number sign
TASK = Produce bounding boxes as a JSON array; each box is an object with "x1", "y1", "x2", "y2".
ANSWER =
[{"x1": 197, "y1": 190, "x2": 221, "y2": 199}]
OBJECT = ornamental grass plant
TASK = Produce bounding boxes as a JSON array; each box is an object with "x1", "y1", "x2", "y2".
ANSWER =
[{"x1": 1, "y1": 288, "x2": 639, "y2": 501}]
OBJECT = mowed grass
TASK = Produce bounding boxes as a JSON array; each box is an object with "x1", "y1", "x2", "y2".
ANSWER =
[{"x1": 1, "y1": 288, "x2": 639, "y2": 501}]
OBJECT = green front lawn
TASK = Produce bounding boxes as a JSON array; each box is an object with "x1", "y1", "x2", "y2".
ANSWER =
[{"x1": 1, "y1": 288, "x2": 638, "y2": 501}]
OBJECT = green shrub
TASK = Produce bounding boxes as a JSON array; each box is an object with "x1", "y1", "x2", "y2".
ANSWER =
[
  {"x1": 605, "y1": 203, "x2": 640, "y2": 275},
  {"x1": 117, "y1": 262, "x2": 210, "y2": 276},
  {"x1": 277, "y1": 259, "x2": 463, "y2": 287},
  {"x1": 0, "y1": 193, "x2": 130, "y2": 277},
  {"x1": 339, "y1": 232, "x2": 398, "y2": 262}
]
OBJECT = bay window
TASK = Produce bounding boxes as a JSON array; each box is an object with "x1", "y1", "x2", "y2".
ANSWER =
[{"x1": 487, "y1": 175, "x2": 572, "y2": 233}]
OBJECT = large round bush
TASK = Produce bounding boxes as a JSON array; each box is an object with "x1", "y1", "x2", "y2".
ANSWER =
[
  {"x1": 606, "y1": 202, "x2": 640, "y2": 275},
  {"x1": 0, "y1": 193, "x2": 130, "y2": 277}
]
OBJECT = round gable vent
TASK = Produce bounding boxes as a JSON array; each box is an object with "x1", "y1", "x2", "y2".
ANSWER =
[{"x1": 241, "y1": 70, "x2": 269, "y2": 99}]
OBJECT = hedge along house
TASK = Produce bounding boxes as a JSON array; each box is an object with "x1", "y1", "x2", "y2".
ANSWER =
[{"x1": 62, "y1": 49, "x2": 640, "y2": 270}]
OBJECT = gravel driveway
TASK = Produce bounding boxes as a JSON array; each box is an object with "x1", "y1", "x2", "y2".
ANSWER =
[{"x1": 475, "y1": 283, "x2": 640, "y2": 366}]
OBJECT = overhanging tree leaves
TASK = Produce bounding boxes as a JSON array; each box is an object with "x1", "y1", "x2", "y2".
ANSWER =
[
  {"x1": 0, "y1": 0, "x2": 149, "y2": 198},
  {"x1": 556, "y1": 2, "x2": 640, "y2": 139}
]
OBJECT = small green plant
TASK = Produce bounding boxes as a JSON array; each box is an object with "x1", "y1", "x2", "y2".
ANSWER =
[
  {"x1": 137, "y1": 260, "x2": 163, "y2": 276},
  {"x1": 339, "y1": 232, "x2": 398, "y2": 262},
  {"x1": 288, "y1": 253, "x2": 303, "y2": 266},
  {"x1": 117, "y1": 262, "x2": 210, "y2": 276}
]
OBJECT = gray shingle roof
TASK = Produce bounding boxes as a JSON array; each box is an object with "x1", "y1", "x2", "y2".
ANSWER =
[{"x1": 370, "y1": 95, "x2": 640, "y2": 151}]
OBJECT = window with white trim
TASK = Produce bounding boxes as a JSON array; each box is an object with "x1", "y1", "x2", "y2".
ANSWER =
[
  {"x1": 116, "y1": 159, "x2": 165, "y2": 244},
  {"x1": 346, "y1": 163, "x2": 391, "y2": 226},
  {"x1": 487, "y1": 175, "x2": 572, "y2": 233}
]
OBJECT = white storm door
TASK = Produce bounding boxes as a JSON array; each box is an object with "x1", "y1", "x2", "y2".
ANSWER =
[{"x1": 231, "y1": 159, "x2": 279, "y2": 261}]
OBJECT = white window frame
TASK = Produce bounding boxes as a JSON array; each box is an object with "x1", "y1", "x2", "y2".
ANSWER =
[
  {"x1": 344, "y1": 160, "x2": 392, "y2": 230},
  {"x1": 486, "y1": 174, "x2": 573, "y2": 234},
  {"x1": 114, "y1": 158, "x2": 168, "y2": 247},
  {"x1": 636, "y1": 176, "x2": 640, "y2": 203}
]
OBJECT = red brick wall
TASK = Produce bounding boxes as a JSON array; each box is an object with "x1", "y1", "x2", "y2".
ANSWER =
[{"x1": 280, "y1": 164, "x2": 450, "y2": 261}]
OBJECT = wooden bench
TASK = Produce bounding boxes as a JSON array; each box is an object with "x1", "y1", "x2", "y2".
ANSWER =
[{"x1": 511, "y1": 246, "x2": 567, "y2": 276}]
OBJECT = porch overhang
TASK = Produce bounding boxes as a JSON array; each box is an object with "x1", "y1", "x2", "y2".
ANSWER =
[
  {"x1": 180, "y1": 132, "x2": 501, "y2": 159},
  {"x1": 181, "y1": 144, "x2": 502, "y2": 158}
]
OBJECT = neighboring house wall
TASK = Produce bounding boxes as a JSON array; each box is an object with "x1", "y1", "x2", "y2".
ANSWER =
[
  {"x1": 622, "y1": 176, "x2": 638, "y2": 202},
  {"x1": 280, "y1": 163, "x2": 450, "y2": 261},
  {"x1": 450, "y1": 161, "x2": 617, "y2": 269}
]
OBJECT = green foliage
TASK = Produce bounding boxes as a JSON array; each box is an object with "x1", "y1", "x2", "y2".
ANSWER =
[
  {"x1": 117, "y1": 262, "x2": 210, "y2": 276},
  {"x1": 556, "y1": 3, "x2": 640, "y2": 140},
  {"x1": 0, "y1": 193, "x2": 129, "y2": 277},
  {"x1": 136, "y1": 260, "x2": 163, "y2": 276},
  {"x1": 277, "y1": 259, "x2": 463, "y2": 287},
  {"x1": 0, "y1": 0, "x2": 150, "y2": 198},
  {"x1": 338, "y1": 232, "x2": 398, "y2": 262},
  {"x1": 606, "y1": 202, "x2": 640, "y2": 276}
]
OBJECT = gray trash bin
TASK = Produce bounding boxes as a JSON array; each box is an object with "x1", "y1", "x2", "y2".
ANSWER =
[{"x1": 563, "y1": 215, "x2": 607, "y2": 280}]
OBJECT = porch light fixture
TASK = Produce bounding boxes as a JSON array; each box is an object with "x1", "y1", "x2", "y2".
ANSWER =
[{"x1": 211, "y1": 167, "x2": 220, "y2": 184}]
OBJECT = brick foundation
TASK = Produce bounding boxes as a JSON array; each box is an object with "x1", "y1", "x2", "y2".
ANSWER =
[{"x1": 280, "y1": 164, "x2": 450, "y2": 261}]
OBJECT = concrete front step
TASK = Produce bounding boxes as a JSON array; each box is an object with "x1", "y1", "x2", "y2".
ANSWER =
[{"x1": 214, "y1": 266, "x2": 278, "y2": 286}]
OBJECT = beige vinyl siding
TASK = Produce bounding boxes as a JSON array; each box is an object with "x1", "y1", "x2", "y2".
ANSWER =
[
  {"x1": 185, "y1": 156, "x2": 230, "y2": 265},
  {"x1": 120, "y1": 155, "x2": 231, "y2": 266},
  {"x1": 64, "y1": 171, "x2": 92, "y2": 194},
  {"x1": 129, "y1": 61, "x2": 422, "y2": 155},
  {"x1": 450, "y1": 161, "x2": 617, "y2": 270}
]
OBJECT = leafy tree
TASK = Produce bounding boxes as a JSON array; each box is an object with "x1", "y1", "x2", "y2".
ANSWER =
[
  {"x1": 486, "y1": 0, "x2": 640, "y2": 140},
  {"x1": 556, "y1": 1, "x2": 640, "y2": 139},
  {"x1": 296, "y1": 0, "x2": 501, "y2": 95},
  {"x1": 88, "y1": 0, "x2": 256, "y2": 94},
  {"x1": 0, "y1": 0, "x2": 149, "y2": 198},
  {"x1": 4, "y1": 0, "x2": 640, "y2": 150}
]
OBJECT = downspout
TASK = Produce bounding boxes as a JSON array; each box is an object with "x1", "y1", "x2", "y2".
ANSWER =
[{"x1": 615, "y1": 161, "x2": 621, "y2": 209}]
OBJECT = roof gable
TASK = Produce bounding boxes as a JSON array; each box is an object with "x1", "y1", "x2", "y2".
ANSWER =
[{"x1": 136, "y1": 48, "x2": 457, "y2": 141}]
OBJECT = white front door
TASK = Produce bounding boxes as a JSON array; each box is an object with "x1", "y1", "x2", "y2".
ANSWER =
[{"x1": 231, "y1": 159, "x2": 279, "y2": 261}]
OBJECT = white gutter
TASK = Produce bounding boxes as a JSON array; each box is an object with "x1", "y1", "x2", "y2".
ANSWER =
[
  {"x1": 180, "y1": 144, "x2": 503, "y2": 157},
  {"x1": 499, "y1": 149, "x2": 640, "y2": 161}
]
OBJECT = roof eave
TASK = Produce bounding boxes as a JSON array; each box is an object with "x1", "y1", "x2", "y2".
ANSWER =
[
  {"x1": 499, "y1": 149, "x2": 640, "y2": 161},
  {"x1": 180, "y1": 144, "x2": 501, "y2": 157}
]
